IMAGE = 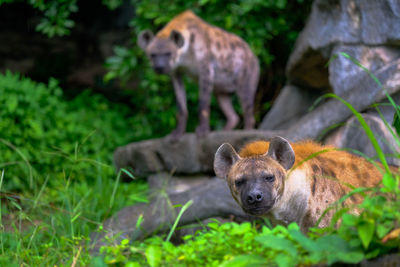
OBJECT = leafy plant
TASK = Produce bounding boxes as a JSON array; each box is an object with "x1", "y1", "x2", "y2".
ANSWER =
[
  {"x1": 98, "y1": 169, "x2": 400, "y2": 267},
  {"x1": 0, "y1": 0, "x2": 126, "y2": 37},
  {"x1": 0, "y1": 71, "x2": 149, "y2": 265},
  {"x1": 0, "y1": 71, "x2": 135, "y2": 192}
]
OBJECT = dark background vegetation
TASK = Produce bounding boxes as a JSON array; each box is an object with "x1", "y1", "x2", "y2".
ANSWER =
[{"x1": 0, "y1": 0, "x2": 312, "y2": 136}]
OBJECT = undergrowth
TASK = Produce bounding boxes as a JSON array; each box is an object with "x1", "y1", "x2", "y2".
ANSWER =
[
  {"x1": 0, "y1": 72, "x2": 148, "y2": 266},
  {"x1": 99, "y1": 167, "x2": 400, "y2": 267}
]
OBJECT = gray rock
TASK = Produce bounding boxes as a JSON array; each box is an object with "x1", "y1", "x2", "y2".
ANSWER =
[
  {"x1": 285, "y1": 57, "x2": 400, "y2": 142},
  {"x1": 365, "y1": 90, "x2": 400, "y2": 124},
  {"x1": 329, "y1": 45, "x2": 400, "y2": 97},
  {"x1": 287, "y1": 0, "x2": 400, "y2": 87},
  {"x1": 114, "y1": 130, "x2": 284, "y2": 176},
  {"x1": 259, "y1": 84, "x2": 322, "y2": 130},
  {"x1": 324, "y1": 113, "x2": 400, "y2": 166},
  {"x1": 360, "y1": 253, "x2": 400, "y2": 267},
  {"x1": 147, "y1": 173, "x2": 213, "y2": 195},
  {"x1": 261, "y1": 0, "x2": 400, "y2": 132},
  {"x1": 90, "y1": 177, "x2": 254, "y2": 252}
]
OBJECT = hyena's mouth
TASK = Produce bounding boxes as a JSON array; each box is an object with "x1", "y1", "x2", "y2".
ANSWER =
[{"x1": 243, "y1": 205, "x2": 272, "y2": 216}]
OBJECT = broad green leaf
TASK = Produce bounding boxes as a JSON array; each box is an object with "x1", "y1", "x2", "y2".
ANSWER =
[
  {"x1": 310, "y1": 234, "x2": 363, "y2": 264},
  {"x1": 382, "y1": 173, "x2": 396, "y2": 191},
  {"x1": 333, "y1": 251, "x2": 364, "y2": 264},
  {"x1": 121, "y1": 239, "x2": 129, "y2": 246},
  {"x1": 289, "y1": 229, "x2": 316, "y2": 252},
  {"x1": 146, "y1": 245, "x2": 162, "y2": 267},
  {"x1": 365, "y1": 249, "x2": 380, "y2": 260},
  {"x1": 256, "y1": 235, "x2": 298, "y2": 257},
  {"x1": 276, "y1": 253, "x2": 296, "y2": 267},
  {"x1": 7, "y1": 96, "x2": 18, "y2": 112},
  {"x1": 219, "y1": 255, "x2": 266, "y2": 267},
  {"x1": 357, "y1": 219, "x2": 375, "y2": 249},
  {"x1": 376, "y1": 223, "x2": 392, "y2": 238},
  {"x1": 342, "y1": 213, "x2": 358, "y2": 227}
]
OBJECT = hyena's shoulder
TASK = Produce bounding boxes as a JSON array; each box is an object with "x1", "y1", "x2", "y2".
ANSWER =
[
  {"x1": 156, "y1": 10, "x2": 207, "y2": 39},
  {"x1": 239, "y1": 139, "x2": 386, "y2": 186},
  {"x1": 157, "y1": 10, "x2": 245, "y2": 47}
]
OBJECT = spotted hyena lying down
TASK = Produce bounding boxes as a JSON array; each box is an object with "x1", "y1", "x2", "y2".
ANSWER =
[{"x1": 214, "y1": 136, "x2": 397, "y2": 231}]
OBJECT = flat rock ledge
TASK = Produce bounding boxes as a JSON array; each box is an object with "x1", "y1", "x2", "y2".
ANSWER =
[{"x1": 114, "y1": 129, "x2": 284, "y2": 176}]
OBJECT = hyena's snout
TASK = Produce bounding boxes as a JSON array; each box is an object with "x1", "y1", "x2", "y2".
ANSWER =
[
  {"x1": 240, "y1": 182, "x2": 274, "y2": 216},
  {"x1": 246, "y1": 189, "x2": 264, "y2": 205}
]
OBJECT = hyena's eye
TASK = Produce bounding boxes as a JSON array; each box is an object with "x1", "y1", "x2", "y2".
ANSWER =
[
  {"x1": 235, "y1": 179, "x2": 245, "y2": 187},
  {"x1": 264, "y1": 175, "x2": 275, "y2": 183},
  {"x1": 150, "y1": 53, "x2": 156, "y2": 58},
  {"x1": 164, "y1": 52, "x2": 171, "y2": 57}
]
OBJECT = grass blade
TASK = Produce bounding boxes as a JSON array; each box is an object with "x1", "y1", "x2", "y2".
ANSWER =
[
  {"x1": 166, "y1": 200, "x2": 193, "y2": 242},
  {"x1": 323, "y1": 93, "x2": 390, "y2": 174}
]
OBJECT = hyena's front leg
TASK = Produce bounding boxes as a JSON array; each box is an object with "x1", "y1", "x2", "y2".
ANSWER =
[
  {"x1": 196, "y1": 66, "x2": 214, "y2": 137},
  {"x1": 168, "y1": 72, "x2": 188, "y2": 141},
  {"x1": 216, "y1": 93, "x2": 239, "y2": 130}
]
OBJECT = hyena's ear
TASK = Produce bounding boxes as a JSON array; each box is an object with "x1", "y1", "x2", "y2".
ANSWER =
[
  {"x1": 266, "y1": 136, "x2": 295, "y2": 170},
  {"x1": 170, "y1": 30, "x2": 185, "y2": 48},
  {"x1": 138, "y1": 30, "x2": 154, "y2": 50},
  {"x1": 214, "y1": 143, "x2": 241, "y2": 179}
]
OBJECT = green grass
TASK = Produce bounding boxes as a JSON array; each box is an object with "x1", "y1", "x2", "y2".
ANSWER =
[
  {"x1": 0, "y1": 156, "x2": 148, "y2": 266},
  {"x1": 0, "y1": 72, "x2": 149, "y2": 265}
]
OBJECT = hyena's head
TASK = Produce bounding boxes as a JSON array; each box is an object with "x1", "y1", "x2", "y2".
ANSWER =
[
  {"x1": 138, "y1": 30, "x2": 185, "y2": 74},
  {"x1": 214, "y1": 136, "x2": 295, "y2": 216}
]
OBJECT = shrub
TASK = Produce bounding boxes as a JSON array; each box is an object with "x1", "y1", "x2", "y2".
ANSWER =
[{"x1": 0, "y1": 71, "x2": 134, "y2": 192}]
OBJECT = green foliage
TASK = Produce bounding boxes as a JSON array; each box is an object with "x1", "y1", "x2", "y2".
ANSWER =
[
  {"x1": 0, "y1": 0, "x2": 123, "y2": 37},
  {"x1": 0, "y1": 71, "x2": 135, "y2": 192},
  {"x1": 102, "y1": 0, "x2": 123, "y2": 10},
  {"x1": 393, "y1": 108, "x2": 400, "y2": 135},
  {"x1": 99, "y1": 176, "x2": 400, "y2": 266},
  {"x1": 32, "y1": 0, "x2": 78, "y2": 37},
  {"x1": 0, "y1": 72, "x2": 148, "y2": 265}
]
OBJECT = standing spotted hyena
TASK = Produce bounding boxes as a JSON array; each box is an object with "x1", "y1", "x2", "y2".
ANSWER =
[
  {"x1": 138, "y1": 10, "x2": 259, "y2": 140},
  {"x1": 214, "y1": 136, "x2": 398, "y2": 232}
]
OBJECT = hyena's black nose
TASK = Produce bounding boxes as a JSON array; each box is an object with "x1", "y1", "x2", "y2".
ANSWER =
[{"x1": 247, "y1": 191, "x2": 263, "y2": 204}]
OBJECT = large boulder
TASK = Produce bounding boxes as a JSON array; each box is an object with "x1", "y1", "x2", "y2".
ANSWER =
[
  {"x1": 260, "y1": 0, "x2": 400, "y2": 131},
  {"x1": 259, "y1": 85, "x2": 321, "y2": 130},
  {"x1": 287, "y1": 0, "x2": 400, "y2": 89},
  {"x1": 325, "y1": 113, "x2": 400, "y2": 166}
]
